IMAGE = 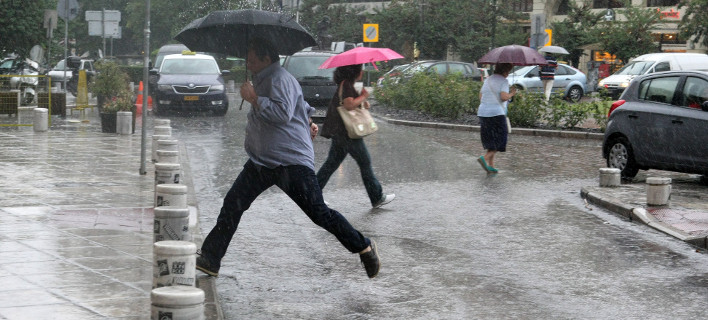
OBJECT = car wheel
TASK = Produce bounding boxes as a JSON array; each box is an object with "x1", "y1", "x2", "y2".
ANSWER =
[
  {"x1": 213, "y1": 106, "x2": 228, "y2": 116},
  {"x1": 566, "y1": 85, "x2": 583, "y2": 102},
  {"x1": 606, "y1": 136, "x2": 639, "y2": 178}
]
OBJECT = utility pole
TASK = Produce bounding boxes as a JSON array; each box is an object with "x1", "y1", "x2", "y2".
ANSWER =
[{"x1": 140, "y1": 0, "x2": 151, "y2": 175}]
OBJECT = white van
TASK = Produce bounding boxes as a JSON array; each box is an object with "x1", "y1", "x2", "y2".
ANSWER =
[{"x1": 598, "y1": 53, "x2": 708, "y2": 98}]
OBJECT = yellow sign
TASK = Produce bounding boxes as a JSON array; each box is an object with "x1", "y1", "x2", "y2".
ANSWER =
[
  {"x1": 363, "y1": 24, "x2": 379, "y2": 42},
  {"x1": 544, "y1": 29, "x2": 552, "y2": 47}
]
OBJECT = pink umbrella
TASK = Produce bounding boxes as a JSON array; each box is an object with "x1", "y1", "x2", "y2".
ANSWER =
[
  {"x1": 478, "y1": 45, "x2": 548, "y2": 66},
  {"x1": 318, "y1": 47, "x2": 404, "y2": 69}
]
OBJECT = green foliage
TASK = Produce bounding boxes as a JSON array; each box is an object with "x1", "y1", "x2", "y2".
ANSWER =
[
  {"x1": 679, "y1": 0, "x2": 708, "y2": 49},
  {"x1": 507, "y1": 91, "x2": 545, "y2": 127},
  {"x1": 594, "y1": 2, "x2": 661, "y2": 64},
  {"x1": 0, "y1": 0, "x2": 54, "y2": 58},
  {"x1": 101, "y1": 90, "x2": 135, "y2": 113},
  {"x1": 93, "y1": 61, "x2": 131, "y2": 98},
  {"x1": 374, "y1": 72, "x2": 480, "y2": 118},
  {"x1": 551, "y1": 4, "x2": 604, "y2": 68},
  {"x1": 587, "y1": 97, "x2": 613, "y2": 132}
]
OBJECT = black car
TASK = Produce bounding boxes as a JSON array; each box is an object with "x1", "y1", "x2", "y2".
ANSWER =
[
  {"x1": 282, "y1": 50, "x2": 337, "y2": 108},
  {"x1": 150, "y1": 52, "x2": 229, "y2": 116},
  {"x1": 603, "y1": 70, "x2": 708, "y2": 178}
]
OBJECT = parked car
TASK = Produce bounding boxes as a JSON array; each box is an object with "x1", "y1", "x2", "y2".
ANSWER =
[
  {"x1": 47, "y1": 57, "x2": 96, "y2": 94},
  {"x1": 376, "y1": 64, "x2": 410, "y2": 87},
  {"x1": 603, "y1": 70, "x2": 708, "y2": 179},
  {"x1": 282, "y1": 50, "x2": 337, "y2": 108},
  {"x1": 397, "y1": 60, "x2": 482, "y2": 83},
  {"x1": 507, "y1": 63, "x2": 587, "y2": 102},
  {"x1": 149, "y1": 51, "x2": 229, "y2": 116},
  {"x1": 598, "y1": 53, "x2": 708, "y2": 99}
]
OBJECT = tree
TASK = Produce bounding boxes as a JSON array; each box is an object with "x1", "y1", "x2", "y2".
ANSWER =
[
  {"x1": 679, "y1": 0, "x2": 708, "y2": 49},
  {"x1": 551, "y1": 3, "x2": 604, "y2": 67},
  {"x1": 0, "y1": 0, "x2": 54, "y2": 58},
  {"x1": 594, "y1": 3, "x2": 661, "y2": 64}
]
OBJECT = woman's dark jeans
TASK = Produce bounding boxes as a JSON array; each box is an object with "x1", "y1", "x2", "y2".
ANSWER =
[
  {"x1": 200, "y1": 160, "x2": 370, "y2": 264},
  {"x1": 316, "y1": 135, "x2": 384, "y2": 206}
]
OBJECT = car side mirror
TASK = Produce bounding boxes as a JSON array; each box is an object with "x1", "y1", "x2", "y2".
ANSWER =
[
  {"x1": 221, "y1": 70, "x2": 231, "y2": 76},
  {"x1": 702, "y1": 101, "x2": 708, "y2": 112},
  {"x1": 149, "y1": 69, "x2": 158, "y2": 75}
]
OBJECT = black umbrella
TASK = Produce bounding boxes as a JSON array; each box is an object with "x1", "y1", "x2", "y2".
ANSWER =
[{"x1": 174, "y1": 9, "x2": 317, "y2": 58}]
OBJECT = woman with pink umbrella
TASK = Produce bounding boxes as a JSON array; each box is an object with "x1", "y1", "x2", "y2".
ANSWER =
[{"x1": 317, "y1": 47, "x2": 402, "y2": 208}]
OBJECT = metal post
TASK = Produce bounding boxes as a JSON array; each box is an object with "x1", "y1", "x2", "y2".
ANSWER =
[
  {"x1": 62, "y1": 0, "x2": 68, "y2": 93},
  {"x1": 140, "y1": 0, "x2": 151, "y2": 175}
]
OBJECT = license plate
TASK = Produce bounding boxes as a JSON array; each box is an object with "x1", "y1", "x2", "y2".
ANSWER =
[{"x1": 184, "y1": 96, "x2": 199, "y2": 101}]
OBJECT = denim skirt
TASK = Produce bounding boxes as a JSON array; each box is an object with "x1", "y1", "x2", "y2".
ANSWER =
[{"x1": 479, "y1": 115, "x2": 508, "y2": 152}]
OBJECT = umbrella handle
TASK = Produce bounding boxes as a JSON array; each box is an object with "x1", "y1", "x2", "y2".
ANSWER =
[{"x1": 239, "y1": 73, "x2": 249, "y2": 110}]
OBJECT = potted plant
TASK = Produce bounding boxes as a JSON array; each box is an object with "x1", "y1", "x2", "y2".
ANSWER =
[
  {"x1": 92, "y1": 60, "x2": 130, "y2": 112},
  {"x1": 100, "y1": 90, "x2": 134, "y2": 133}
]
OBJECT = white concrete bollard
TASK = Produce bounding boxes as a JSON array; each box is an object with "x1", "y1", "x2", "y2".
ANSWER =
[
  {"x1": 151, "y1": 286, "x2": 205, "y2": 320},
  {"x1": 117, "y1": 111, "x2": 132, "y2": 135},
  {"x1": 155, "y1": 163, "x2": 181, "y2": 185},
  {"x1": 33, "y1": 108, "x2": 48, "y2": 132},
  {"x1": 155, "y1": 184, "x2": 188, "y2": 208},
  {"x1": 154, "y1": 206, "x2": 190, "y2": 242},
  {"x1": 157, "y1": 139, "x2": 179, "y2": 154},
  {"x1": 599, "y1": 168, "x2": 621, "y2": 187},
  {"x1": 154, "y1": 125, "x2": 172, "y2": 137},
  {"x1": 646, "y1": 177, "x2": 672, "y2": 206},
  {"x1": 152, "y1": 134, "x2": 171, "y2": 162},
  {"x1": 154, "y1": 119, "x2": 171, "y2": 127},
  {"x1": 153, "y1": 240, "x2": 197, "y2": 288},
  {"x1": 157, "y1": 150, "x2": 179, "y2": 164}
]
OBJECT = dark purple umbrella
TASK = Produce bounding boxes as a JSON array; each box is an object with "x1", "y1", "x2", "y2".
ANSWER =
[
  {"x1": 478, "y1": 45, "x2": 548, "y2": 66},
  {"x1": 174, "y1": 9, "x2": 317, "y2": 58}
]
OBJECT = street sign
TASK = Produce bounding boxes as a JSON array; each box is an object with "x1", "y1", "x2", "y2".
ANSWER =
[
  {"x1": 85, "y1": 10, "x2": 121, "y2": 22},
  {"x1": 56, "y1": 0, "x2": 79, "y2": 21},
  {"x1": 88, "y1": 21, "x2": 121, "y2": 38},
  {"x1": 363, "y1": 24, "x2": 379, "y2": 42}
]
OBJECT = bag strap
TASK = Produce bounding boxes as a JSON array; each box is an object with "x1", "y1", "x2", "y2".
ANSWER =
[{"x1": 338, "y1": 81, "x2": 344, "y2": 107}]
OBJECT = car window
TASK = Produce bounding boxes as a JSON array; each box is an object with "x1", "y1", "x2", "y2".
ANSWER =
[
  {"x1": 430, "y1": 63, "x2": 446, "y2": 75},
  {"x1": 162, "y1": 58, "x2": 219, "y2": 74},
  {"x1": 638, "y1": 76, "x2": 680, "y2": 104},
  {"x1": 448, "y1": 63, "x2": 466, "y2": 75},
  {"x1": 680, "y1": 77, "x2": 708, "y2": 109},
  {"x1": 653, "y1": 62, "x2": 670, "y2": 73},
  {"x1": 555, "y1": 65, "x2": 568, "y2": 76},
  {"x1": 526, "y1": 67, "x2": 540, "y2": 77},
  {"x1": 284, "y1": 55, "x2": 333, "y2": 80},
  {"x1": 616, "y1": 61, "x2": 654, "y2": 75}
]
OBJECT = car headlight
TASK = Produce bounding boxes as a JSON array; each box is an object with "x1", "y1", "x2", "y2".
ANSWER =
[
  {"x1": 158, "y1": 84, "x2": 172, "y2": 91},
  {"x1": 210, "y1": 84, "x2": 224, "y2": 91},
  {"x1": 598, "y1": 79, "x2": 605, "y2": 86},
  {"x1": 620, "y1": 82, "x2": 630, "y2": 88}
]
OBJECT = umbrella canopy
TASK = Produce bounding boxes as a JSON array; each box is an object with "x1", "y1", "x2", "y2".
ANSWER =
[
  {"x1": 539, "y1": 45, "x2": 570, "y2": 55},
  {"x1": 174, "y1": 9, "x2": 317, "y2": 58},
  {"x1": 318, "y1": 47, "x2": 404, "y2": 69},
  {"x1": 478, "y1": 45, "x2": 548, "y2": 66}
]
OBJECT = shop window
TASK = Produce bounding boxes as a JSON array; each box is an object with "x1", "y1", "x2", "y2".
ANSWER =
[
  {"x1": 507, "y1": 0, "x2": 533, "y2": 12},
  {"x1": 647, "y1": 0, "x2": 679, "y2": 6},
  {"x1": 593, "y1": 0, "x2": 625, "y2": 9}
]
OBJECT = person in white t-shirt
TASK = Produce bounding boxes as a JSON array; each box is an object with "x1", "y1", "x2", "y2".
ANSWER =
[{"x1": 476, "y1": 63, "x2": 516, "y2": 173}]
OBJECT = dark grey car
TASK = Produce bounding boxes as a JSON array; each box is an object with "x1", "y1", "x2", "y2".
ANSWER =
[
  {"x1": 282, "y1": 50, "x2": 337, "y2": 108},
  {"x1": 603, "y1": 70, "x2": 708, "y2": 178}
]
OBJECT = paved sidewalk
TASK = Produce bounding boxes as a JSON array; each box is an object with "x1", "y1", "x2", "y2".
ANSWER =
[{"x1": 0, "y1": 110, "x2": 221, "y2": 319}]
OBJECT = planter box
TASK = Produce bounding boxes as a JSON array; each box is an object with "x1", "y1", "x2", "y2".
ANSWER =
[
  {"x1": 100, "y1": 112, "x2": 117, "y2": 133},
  {"x1": 0, "y1": 91, "x2": 19, "y2": 115},
  {"x1": 37, "y1": 92, "x2": 67, "y2": 117}
]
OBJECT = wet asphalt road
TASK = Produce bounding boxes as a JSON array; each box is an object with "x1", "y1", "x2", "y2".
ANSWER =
[{"x1": 165, "y1": 97, "x2": 708, "y2": 319}]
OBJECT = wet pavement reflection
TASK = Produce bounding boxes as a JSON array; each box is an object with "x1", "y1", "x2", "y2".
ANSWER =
[{"x1": 169, "y1": 103, "x2": 708, "y2": 319}]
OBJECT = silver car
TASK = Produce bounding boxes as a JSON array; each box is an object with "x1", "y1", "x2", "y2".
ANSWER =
[
  {"x1": 603, "y1": 70, "x2": 708, "y2": 178},
  {"x1": 507, "y1": 63, "x2": 587, "y2": 102}
]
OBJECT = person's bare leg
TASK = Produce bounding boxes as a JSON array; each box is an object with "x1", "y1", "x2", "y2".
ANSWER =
[{"x1": 485, "y1": 150, "x2": 496, "y2": 168}]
